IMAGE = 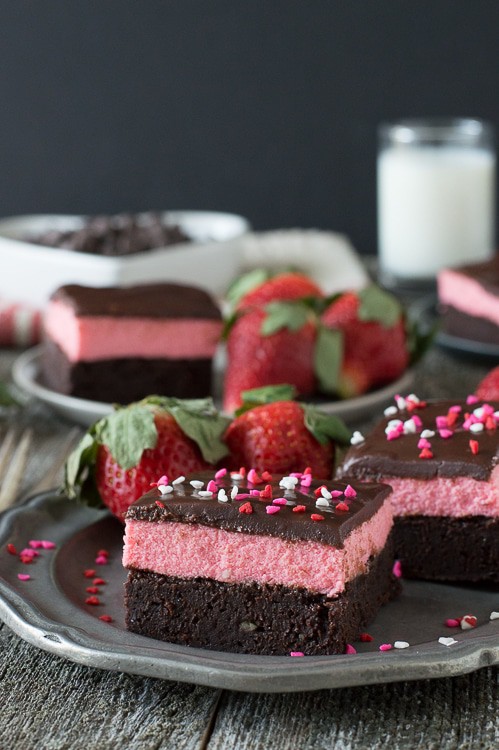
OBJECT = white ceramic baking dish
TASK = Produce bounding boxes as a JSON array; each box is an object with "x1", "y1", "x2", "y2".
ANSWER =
[{"x1": 0, "y1": 211, "x2": 251, "y2": 306}]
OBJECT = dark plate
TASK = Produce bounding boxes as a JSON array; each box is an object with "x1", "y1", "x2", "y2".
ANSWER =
[{"x1": 0, "y1": 492, "x2": 498, "y2": 693}]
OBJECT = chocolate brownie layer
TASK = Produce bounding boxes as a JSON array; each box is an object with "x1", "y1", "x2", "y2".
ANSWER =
[
  {"x1": 440, "y1": 304, "x2": 499, "y2": 345},
  {"x1": 41, "y1": 341, "x2": 213, "y2": 402},
  {"x1": 394, "y1": 516, "x2": 499, "y2": 583},
  {"x1": 125, "y1": 536, "x2": 398, "y2": 655},
  {"x1": 49, "y1": 283, "x2": 221, "y2": 319}
]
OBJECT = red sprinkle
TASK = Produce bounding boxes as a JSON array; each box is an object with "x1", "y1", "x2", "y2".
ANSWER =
[
  {"x1": 261, "y1": 471, "x2": 273, "y2": 481},
  {"x1": 83, "y1": 569, "x2": 96, "y2": 578},
  {"x1": 99, "y1": 614, "x2": 113, "y2": 623},
  {"x1": 360, "y1": 633, "x2": 374, "y2": 642},
  {"x1": 86, "y1": 586, "x2": 100, "y2": 594},
  {"x1": 6, "y1": 543, "x2": 17, "y2": 556},
  {"x1": 85, "y1": 596, "x2": 100, "y2": 606},
  {"x1": 259, "y1": 484, "x2": 272, "y2": 499},
  {"x1": 314, "y1": 485, "x2": 328, "y2": 497},
  {"x1": 485, "y1": 416, "x2": 496, "y2": 431},
  {"x1": 310, "y1": 514, "x2": 325, "y2": 522},
  {"x1": 469, "y1": 439, "x2": 479, "y2": 455},
  {"x1": 20, "y1": 555, "x2": 34, "y2": 564},
  {"x1": 335, "y1": 502, "x2": 349, "y2": 512},
  {"x1": 293, "y1": 505, "x2": 306, "y2": 513},
  {"x1": 93, "y1": 578, "x2": 106, "y2": 586},
  {"x1": 239, "y1": 502, "x2": 253, "y2": 514},
  {"x1": 419, "y1": 447, "x2": 433, "y2": 459},
  {"x1": 155, "y1": 500, "x2": 165, "y2": 509},
  {"x1": 303, "y1": 466, "x2": 312, "y2": 475}
]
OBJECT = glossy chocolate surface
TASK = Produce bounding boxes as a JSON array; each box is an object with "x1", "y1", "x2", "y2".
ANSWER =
[
  {"x1": 126, "y1": 471, "x2": 391, "y2": 547},
  {"x1": 338, "y1": 399, "x2": 499, "y2": 482},
  {"x1": 50, "y1": 283, "x2": 221, "y2": 319}
]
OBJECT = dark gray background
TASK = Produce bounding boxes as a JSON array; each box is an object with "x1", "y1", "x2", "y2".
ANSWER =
[{"x1": 1, "y1": 1, "x2": 498, "y2": 253}]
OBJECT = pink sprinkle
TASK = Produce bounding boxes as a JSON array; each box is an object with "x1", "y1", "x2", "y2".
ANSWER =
[
  {"x1": 41, "y1": 540, "x2": 56, "y2": 550},
  {"x1": 151, "y1": 474, "x2": 169, "y2": 487},
  {"x1": 439, "y1": 429, "x2": 453, "y2": 439},
  {"x1": 344, "y1": 484, "x2": 357, "y2": 498},
  {"x1": 20, "y1": 548, "x2": 38, "y2": 558},
  {"x1": 247, "y1": 468, "x2": 261, "y2": 484},
  {"x1": 95, "y1": 556, "x2": 108, "y2": 565},
  {"x1": 28, "y1": 540, "x2": 44, "y2": 549},
  {"x1": 345, "y1": 644, "x2": 357, "y2": 654},
  {"x1": 466, "y1": 394, "x2": 479, "y2": 405},
  {"x1": 290, "y1": 472, "x2": 303, "y2": 478},
  {"x1": 273, "y1": 497, "x2": 288, "y2": 506},
  {"x1": 481, "y1": 403, "x2": 495, "y2": 416},
  {"x1": 17, "y1": 573, "x2": 31, "y2": 581},
  {"x1": 235, "y1": 493, "x2": 251, "y2": 500},
  {"x1": 379, "y1": 643, "x2": 393, "y2": 652},
  {"x1": 449, "y1": 405, "x2": 462, "y2": 414},
  {"x1": 207, "y1": 480, "x2": 218, "y2": 493},
  {"x1": 300, "y1": 474, "x2": 312, "y2": 487},
  {"x1": 266, "y1": 505, "x2": 280, "y2": 514},
  {"x1": 290, "y1": 651, "x2": 304, "y2": 657},
  {"x1": 392, "y1": 560, "x2": 402, "y2": 578},
  {"x1": 436, "y1": 415, "x2": 448, "y2": 429},
  {"x1": 417, "y1": 438, "x2": 431, "y2": 449},
  {"x1": 214, "y1": 468, "x2": 227, "y2": 479},
  {"x1": 386, "y1": 429, "x2": 401, "y2": 441},
  {"x1": 249, "y1": 489, "x2": 260, "y2": 496},
  {"x1": 412, "y1": 414, "x2": 423, "y2": 428},
  {"x1": 445, "y1": 618, "x2": 460, "y2": 628},
  {"x1": 330, "y1": 490, "x2": 343, "y2": 498}
]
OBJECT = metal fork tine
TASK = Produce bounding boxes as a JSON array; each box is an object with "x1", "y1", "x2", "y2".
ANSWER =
[
  {"x1": 0, "y1": 428, "x2": 33, "y2": 511},
  {"x1": 24, "y1": 426, "x2": 82, "y2": 497},
  {"x1": 0, "y1": 427, "x2": 17, "y2": 481}
]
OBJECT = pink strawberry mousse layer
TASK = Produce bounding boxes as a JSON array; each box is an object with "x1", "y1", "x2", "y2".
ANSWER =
[
  {"x1": 44, "y1": 300, "x2": 222, "y2": 361},
  {"x1": 384, "y1": 464, "x2": 499, "y2": 518},
  {"x1": 438, "y1": 268, "x2": 499, "y2": 324},
  {"x1": 122, "y1": 501, "x2": 393, "y2": 598}
]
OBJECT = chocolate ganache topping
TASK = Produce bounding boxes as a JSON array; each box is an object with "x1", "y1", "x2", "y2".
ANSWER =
[
  {"x1": 337, "y1": 398, "x2": 499, "y2": 482},
  {"x1": 126, "y1": 470, "x2": 391, "y2": 548},
  {"x1": 50, "y1": 283, "x2": 221, "y2": 320}
]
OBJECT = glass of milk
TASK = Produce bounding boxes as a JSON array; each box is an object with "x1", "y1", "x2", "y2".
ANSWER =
[{"x1": 377, "y1": 118, "x2": 495, "y2": 287}]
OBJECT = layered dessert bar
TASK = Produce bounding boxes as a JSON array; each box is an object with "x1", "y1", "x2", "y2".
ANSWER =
[
  {"x1": 437, "y1": 256, "x2": 499, "y2": 345},
  {"x1": 337, "y1": 396, "x2": 499, "y2": 582},
  {"x1": 42, "y1": 283, "x2": 222, "y2": 403},
  {"x1": 123, "y1": 471, "x2": 397, "y2": 655}
]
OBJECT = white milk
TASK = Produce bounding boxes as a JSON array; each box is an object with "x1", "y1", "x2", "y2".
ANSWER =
[{"x1": 378, "y1": 146, "x2": 495, "y2": 279}]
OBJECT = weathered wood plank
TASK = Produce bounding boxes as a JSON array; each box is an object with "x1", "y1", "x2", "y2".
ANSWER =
[
  {"x1": 207, "y1": 668, "x2": 499, "y2": 750},
  {"x1": 0, "y1": 623, "x2": 220, "y2": 750}
]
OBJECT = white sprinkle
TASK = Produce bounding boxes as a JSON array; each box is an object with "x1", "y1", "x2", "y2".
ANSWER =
[
  {"x1": 407, "y1": 393, "x2": 420, "y2": 403},
  {"x1": 350, "y1": 431, "x2": 365, "y2": 446},
  {"x1": 316, "y1": 498, "x2": 330, "y2": 508},
  {"x1": 490, "y1": 611, "x2": 499, "y2": 620},
  {"x1": 230, "y1": 472, "x2": 244, "y2": 481},
  {"x1": 460, "y1": 616, "x2": 477, "y2": 630},
  {"x1": 279, "y1": 476, "x2": 298, "y2": 490},
  {"x1": 396, "y1": 396, "x2": 407, "y2": 410},
  {"x1": 393, "y1": 641, "x2": 410, "y2": 649},
  {"x1": 473, "y1": 407, "x2": 485, "y2": 419},
  {"x1": 198, "y1": 490, "x2": 213, "y2": 498},
  {"x1": 438, "y1": 637, "x2": 458, "y2": 647},
  {"x1": 158, "y1": 485, "x2": 173, "y2": 495},
  {"x1": 231, "y1": 485, "x2": 239, "y2": 500},
  {"x1": 321, "y1": 487, "x2": 332, "y2": 500},
  {"x1": 384, "y1": 405, "x2": 398, "y2": 417},
  {"x1": 387, "y1": 419, "x2": 403, "y2": 429},
  {"x1": 403, "y1": 418, "x2": 417, "y2": 435},
  {"x1": 190, "y1": 480, "x2": 204, "y2": 489},
  {"x1": 494, "y1": 411, "x2": 499, "y2": 420},
  {"x1": 469, "y1": 422, "x2": 484, "y2": 434},
  {"x1": 421, "y1": 429, "x2": 435, "y2": 439},
  {"x1": 218, "y1": 489, "x2": 228, "y2": 502},
  {"x1": 172, "y1": 475, "x2": 185, "y2": 485}
]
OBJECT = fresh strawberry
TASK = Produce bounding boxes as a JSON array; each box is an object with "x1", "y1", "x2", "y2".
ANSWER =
[
  {"x1": 223, "y1": 271, "x2": 324, "y2": 412},
  {"x1": 475, "y1": 366, "x2": 499, "y2": 400},
  {"x1": 318, "y1": 286, "x2": 410, "y2": 398},
  {"x1": 64, "y1": 396, "x2": 230, "y2": 520},
  {"x1": 224, "y1": 385, "x2": 351, "y2": 478}
]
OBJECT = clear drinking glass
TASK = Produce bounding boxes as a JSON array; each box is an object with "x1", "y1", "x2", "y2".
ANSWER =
[{"x1": 377, "y1": 118, "x2": 496, "y2": 288}]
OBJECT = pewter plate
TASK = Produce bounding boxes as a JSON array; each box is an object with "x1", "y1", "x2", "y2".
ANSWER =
[
  {"x1": 12, "y1": 347, "x2": 415, "y2": 428},
  {"x1": 0, "y1": 493, "x2": 498, "y2": 692}
]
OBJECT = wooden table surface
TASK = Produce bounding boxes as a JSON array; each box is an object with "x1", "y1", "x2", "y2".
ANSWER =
[{"x1": 0, "y1": 345, "x2": 498, "y2": 750}]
